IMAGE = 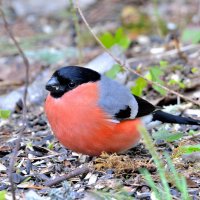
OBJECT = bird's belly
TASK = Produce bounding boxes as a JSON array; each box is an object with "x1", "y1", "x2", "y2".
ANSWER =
[
  {"x1": 45, "y1": 85, "x2": 141, "y2": 156},
  {"x1": 47, "y1": 112, "x2": 141, "y2": 156}
]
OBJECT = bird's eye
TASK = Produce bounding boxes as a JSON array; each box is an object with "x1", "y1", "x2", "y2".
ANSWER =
[{"x1": 68, "y1": 82, "x2": 76, "y2": 88}]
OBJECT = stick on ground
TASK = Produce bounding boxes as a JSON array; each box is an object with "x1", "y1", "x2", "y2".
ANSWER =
[
  {"x1": 0, "y1": 5, "x2": 30, "y2": 200},
  {"x1": 44, "y1": 165, "x2": 90, "y2": 187}
]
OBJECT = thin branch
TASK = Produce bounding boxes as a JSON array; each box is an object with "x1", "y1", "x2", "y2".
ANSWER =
[
  {"x1": 69, "y1": 0, "x2": 83, "y2": 64},
  {"x1": 75, "y1": 1, "x2": 200, "y2": 106},
  {"x1": 27, "y1": 153, "x2": 62, "y2": 161},
  {"x1": 44, "y1": 165, "x2": 90, "y2": 187},
  {"x1": 0, "y1": 6, "x2": 30, "y2": 200}
]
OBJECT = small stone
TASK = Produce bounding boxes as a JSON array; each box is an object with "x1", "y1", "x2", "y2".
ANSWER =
[
  {"x1": 26, "y1": 159, "x2": 32, "y2": 174},
  {"x1": 88, "y1": 174, "x2": 98, "y2": 185},
  {"x1": 84, "y1": 172, "x2": 92, "y2": 180},
  {"x1": 0, "y1": 183, "x2": 8, "y2": 190},
  {"x1": 0, "y1": 163, "x2": 6, "y2": 171},
  {"x1": 12, "y1": 173, "x2": 25, "y2": 184},
  {"x1": 36, "y1": 119, "x2": 47, "y2": 126}
]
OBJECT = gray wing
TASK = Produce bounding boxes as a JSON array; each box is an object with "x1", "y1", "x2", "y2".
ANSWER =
[
  {"x1": 98, "y1": 76, "x2": 139, "y2": 121},
  {"x1": 98, "y1": 76, "x2": 155, "y2": 121}
]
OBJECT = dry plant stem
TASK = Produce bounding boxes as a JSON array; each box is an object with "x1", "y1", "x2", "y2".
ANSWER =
[
  {"x1": 44, "y1": 165, "x2": 90, "y2": 187},
  {"x1": 152, "y1": 0, "x2": 162, "y2": 37},
  {"x1": 69, "y1": 0, "x2": 83, "y2": 64},
  {"x1": 28, "y1": 153, "x2": 62, "y2": 161},
  {"x1": 0, "y1": 6, "x2": 30, "y2": 200},
  {"x1": 75, "y1": 1, "x2": 200, "y2": 106}
]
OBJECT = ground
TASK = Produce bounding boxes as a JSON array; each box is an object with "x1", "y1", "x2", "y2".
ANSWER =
[{"x1": 0, "y1": 0, "x2": 200, "y2": 199}]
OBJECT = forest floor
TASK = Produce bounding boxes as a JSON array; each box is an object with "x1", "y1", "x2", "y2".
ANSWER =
[{"x1": 0, "y1": 0, "x2": 200, "y2": 199}]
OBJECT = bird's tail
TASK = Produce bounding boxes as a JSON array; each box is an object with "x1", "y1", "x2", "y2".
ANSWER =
[{"x1": 152, "y1": 110, "x2": 200, "y2": 126}]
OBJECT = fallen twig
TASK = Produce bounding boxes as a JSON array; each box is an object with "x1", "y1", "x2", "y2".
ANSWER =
[
  {"x1": 75, "y1": 1, "x2": 200, "y2": 106},
  {"x1": 17, "y1": 184, "x2": 45, "y2": 190},
  {"x1": 0, "y1": 5, "x2": 30, "y2": 200},
  {"x1": 44, "y1": 165, "x2": 91, "y2": 187},
  {"x1": 28, "y1": 153, "x2": 63, "y2": 161}
]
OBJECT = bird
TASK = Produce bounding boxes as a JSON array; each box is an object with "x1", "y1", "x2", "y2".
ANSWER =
[{"x1": 45, "y1": 66, "x2": 200, "y2": 156}]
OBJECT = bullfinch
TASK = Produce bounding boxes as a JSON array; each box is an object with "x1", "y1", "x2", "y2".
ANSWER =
[{"x1": 45, "y1": 66, "x2": 200, "y2": 156}]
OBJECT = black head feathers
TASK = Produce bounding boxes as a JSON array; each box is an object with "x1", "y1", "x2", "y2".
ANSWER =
[{"x1": 46, "y1": 66, "x2": 101, "y2": 98}]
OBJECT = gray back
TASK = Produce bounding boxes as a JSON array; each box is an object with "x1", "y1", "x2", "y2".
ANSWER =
[{"x1": 98, "y1": 76, "x2": 139, "y2": 120}]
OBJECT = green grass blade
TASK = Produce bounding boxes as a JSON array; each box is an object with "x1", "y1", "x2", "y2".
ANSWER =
[{"x1": 139, "y1": 127, "x2": 172, "y2": 200}]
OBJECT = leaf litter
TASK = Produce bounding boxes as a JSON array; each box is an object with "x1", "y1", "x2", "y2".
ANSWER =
[{"x1": 0, "y1": 0, "x2": 200, "y2": 199}]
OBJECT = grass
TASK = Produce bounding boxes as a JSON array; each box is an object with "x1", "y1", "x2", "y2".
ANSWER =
[{"x1": 139, "y1": 127, "x2": 191, "y2": 200}]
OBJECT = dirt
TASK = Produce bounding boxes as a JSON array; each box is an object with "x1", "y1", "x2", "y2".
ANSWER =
[{"x1": 0, "y1": 0, "x2": 200, "y2": 199}]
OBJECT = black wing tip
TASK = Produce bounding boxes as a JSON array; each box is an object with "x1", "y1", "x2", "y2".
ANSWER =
[
  {"x1": 153, "y1": 110, "x2": 200, "y2": 126},
  {"x1": 185, "y1": 117, "x2": 200, "y2": 126},
  {"x1": 133, "y1": 95, "x2": 155, "y2": 117}
]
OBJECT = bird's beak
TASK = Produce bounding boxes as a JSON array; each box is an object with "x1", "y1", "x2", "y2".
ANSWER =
[{"x1": 46, "y1": 77, "x2": 60, "y2": 92}]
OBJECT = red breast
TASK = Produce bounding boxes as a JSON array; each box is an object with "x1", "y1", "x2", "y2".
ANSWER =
[{"x1": 45, "y1": 82, "x2": 141, "y2": 156}]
